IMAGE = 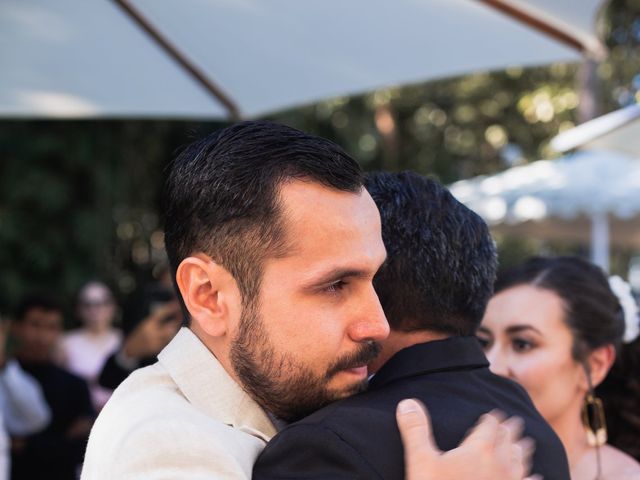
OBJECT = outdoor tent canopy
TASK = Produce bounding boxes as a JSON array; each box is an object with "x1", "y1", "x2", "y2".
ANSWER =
[{"x1": 0, "y1": 0, "x2": 604, "y2": 119}]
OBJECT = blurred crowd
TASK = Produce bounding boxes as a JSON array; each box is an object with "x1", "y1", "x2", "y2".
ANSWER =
[
  {"x1": 1, "y1": 257, "x2": 640, "y2": 479},
  {"x1": 0, "y1": 271, "x2": 182, "y2": 480}
]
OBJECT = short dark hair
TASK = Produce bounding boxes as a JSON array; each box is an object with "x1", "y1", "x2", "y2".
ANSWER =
[
  {"x1": 494, "y1": 256, "x2": 625, "y2": 360},
  {"x1": 365, "y1": 171, "x2": 497, "y2": 336},
  {"x1": 164, "y1": 121, "x2": 363, "y2": 310},
  {"x1": 15, "y1": 293, "x2": 63, "y2": 322}
]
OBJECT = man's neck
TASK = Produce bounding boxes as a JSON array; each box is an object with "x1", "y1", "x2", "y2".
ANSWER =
[{"x1": 368, "y1": 329, "x2": 450, "y2": 374}]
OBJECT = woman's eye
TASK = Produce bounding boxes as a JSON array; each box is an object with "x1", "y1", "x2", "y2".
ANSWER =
[
  {"x1": 476, "y1": 336, "x2": 491, "y2": 350},
  {"x1": 512, "y1": 338, "x2": 534, "y2": 352}
]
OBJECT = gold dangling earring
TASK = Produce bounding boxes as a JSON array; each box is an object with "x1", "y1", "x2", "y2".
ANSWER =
[{"x1": 581, "y1": 391, "x2": 607, "y2": 447}]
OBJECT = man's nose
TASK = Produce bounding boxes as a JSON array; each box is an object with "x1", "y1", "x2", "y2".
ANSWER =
[
  {"x1": 347, "y1": 288, "x2": 390, "y2": 342},
  {"x1": 486, "y1": 347, "x2": 510, "y2": 377}
]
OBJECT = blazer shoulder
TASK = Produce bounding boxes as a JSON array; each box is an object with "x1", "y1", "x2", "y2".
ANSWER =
[{"x1": 254, "y1": 422, "x2": 386, "y2": 480}]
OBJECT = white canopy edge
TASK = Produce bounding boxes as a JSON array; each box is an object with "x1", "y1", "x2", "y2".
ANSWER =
[{"x1": 551, "y1": 103, "x2": 640, "y2": 152}]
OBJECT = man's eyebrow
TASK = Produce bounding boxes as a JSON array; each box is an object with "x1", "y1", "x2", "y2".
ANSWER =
[
  {"x1": 302, "y1": 268, "x2": 370, "y2": 289},
  {"x1": 505, "y1": 325, "x2": 543, "y2": 335}
]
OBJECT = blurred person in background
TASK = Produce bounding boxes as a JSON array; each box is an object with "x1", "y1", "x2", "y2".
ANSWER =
[
  {"x1": 98, "y1": 282, "x2": 181, "y2": 390},
  {"x1": 10, "y1": 294, "x2": 94, "y2": 480},
  {"x1": 477, "y1": 256, "x2": 640, "y2": 480},
  {"x1": 58, "y1": 281, "x2": 121, "y2": 411},
  {"x1": 0, "y1": 315, "x2": 51, "y2": 480}
]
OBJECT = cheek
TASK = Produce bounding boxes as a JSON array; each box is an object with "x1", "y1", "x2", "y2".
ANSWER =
[
  {"x1": 512, "y1": 352, "x2": 580, "y2": 420},
  {"x1": 259, "y1": 299, "x2": 341, "y2": 362},
  {"x1": 508, "y1": 353, "x2": 550, "y2": 394}
]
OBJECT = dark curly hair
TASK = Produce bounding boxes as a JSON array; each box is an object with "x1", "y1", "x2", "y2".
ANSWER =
[{"x1": 365, "y1": 171, "x2": 497, "y2": 336}]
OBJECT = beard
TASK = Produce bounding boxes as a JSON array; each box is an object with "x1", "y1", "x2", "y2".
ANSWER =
[{"x1": 230, "y1": 301, "x2": 381, "y2": 422}]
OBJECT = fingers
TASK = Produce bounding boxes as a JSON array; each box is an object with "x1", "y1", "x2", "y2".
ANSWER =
[
  {"x1": 396, "y1": 399, "x2": 439, "y2": 480},
  {"x1": 460, "y1": 410, "x2": 502, "y2": 449},
  {"x1": 502, "y1": 415, "x2": 524, "y2": 445},
  {"x1": 517, "y1": 437, "x2": 535, "y2": 478},
  {"x1": 458, "y1": 411, "x2": 533, "y2": 480}
]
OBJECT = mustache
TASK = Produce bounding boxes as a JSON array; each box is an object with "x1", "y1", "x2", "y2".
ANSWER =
[{"x1": 325, "y1": 341, "x2": 382, "y2": 379}]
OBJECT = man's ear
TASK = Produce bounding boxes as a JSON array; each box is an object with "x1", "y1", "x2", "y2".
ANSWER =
[
  {"x1": 175, "y1": 253, "x2": 241, "y2": 338},
  {"x1": 584, "y1": 344, "x2": 616, "y2": 389}
]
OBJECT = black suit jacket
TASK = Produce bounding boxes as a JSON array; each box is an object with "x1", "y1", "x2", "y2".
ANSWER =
[
  {"x1": 12, "y1": 361, "x2": 95, "y2": 480},
  {"x1": 98, "y1": 352, "x2": 155, "y2": 390},
  {"x1": 253, "y1": 337, "x2": 570, "y2": 480}
]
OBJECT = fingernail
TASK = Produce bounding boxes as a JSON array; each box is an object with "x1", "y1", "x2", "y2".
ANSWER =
[{"x1": 397, "y1": 399, "x2": 419, "y2": 415}]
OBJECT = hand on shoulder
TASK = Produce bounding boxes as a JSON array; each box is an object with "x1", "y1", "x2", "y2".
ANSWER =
[{"x1": 396, "y1": 399, "x2": 537, "y2": 480}]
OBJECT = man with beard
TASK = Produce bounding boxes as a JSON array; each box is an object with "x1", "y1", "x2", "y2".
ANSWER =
[
  {"x1": 253, "y1": 171, "x2": 570, "y2": 480},
  {"x1": 82, "y1": 122, "x2": 532, "y2": 480}
]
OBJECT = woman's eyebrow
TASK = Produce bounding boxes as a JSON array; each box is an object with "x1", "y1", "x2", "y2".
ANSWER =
[{"x1": 505, "y1": 325, "x2": 543, "y2": 335}]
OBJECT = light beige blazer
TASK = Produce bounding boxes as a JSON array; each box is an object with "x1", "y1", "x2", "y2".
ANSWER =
[{"x1": 81, "y1": 328, "x2": 277, "y2": 479}]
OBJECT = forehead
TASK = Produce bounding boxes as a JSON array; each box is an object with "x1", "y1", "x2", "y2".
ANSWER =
[
  {"x1": 80, "y1": 283, "x2": 111, "y2": 300},
  {"x1": 22, "y1": 307, "x2": 63, "y2": 327},
  {"x1": 273, "y1": 180, "x2": 385, "y2": 273},
  {"x1": 485, "y1": 285, "x2": 569, "y2": 334}
]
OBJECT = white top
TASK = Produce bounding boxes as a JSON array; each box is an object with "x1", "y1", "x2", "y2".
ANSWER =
[{"x1": 59, "y1": 328, "x2": 122, "y2": 410}]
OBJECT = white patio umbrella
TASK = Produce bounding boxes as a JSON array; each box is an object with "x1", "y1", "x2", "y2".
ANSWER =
[
  {"x1": 551, "y1": 103, "x2": 640, "y2": 155},
  {"x1": 0, "y1": 0, "x2": 605, "y2": 119},
  {"x1": 449, "y1": 150, "x2": 640, "y2": 272}
]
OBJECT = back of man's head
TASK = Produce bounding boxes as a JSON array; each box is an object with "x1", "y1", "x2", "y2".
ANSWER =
[
  {"x1": 365, "y1": 171, "x2": 496, "y2": 336},
  {"x1": 164, "y1": 121, "x2": 363, "y2": 311}
]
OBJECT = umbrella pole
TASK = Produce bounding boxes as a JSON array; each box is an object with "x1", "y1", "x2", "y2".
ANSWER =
[{"x1": 590, "y1": 212, "x2": 610, "y2": 273}]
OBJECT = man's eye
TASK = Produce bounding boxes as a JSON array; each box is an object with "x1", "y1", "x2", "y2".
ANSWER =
[
  {"x1": 326, "y1": 281, "x2": 347, "y2": 293},
  {"x1": 512, "y1": 338, "x2": 534, "y2": 352}
]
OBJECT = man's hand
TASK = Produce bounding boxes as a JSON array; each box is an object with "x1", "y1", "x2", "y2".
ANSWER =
[
  {"x1": 396, "y1": 399, "x2": 538, "y2": 480},
  {"x1": 122, "y1": 302, "x2": 182, "y2": 360}
]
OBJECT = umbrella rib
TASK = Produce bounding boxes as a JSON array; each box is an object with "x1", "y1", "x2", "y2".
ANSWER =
[
  {"x1": 477, "y1": 0, "x2": 606, "y2": 60},
  {"x1": 112, "y1": 0, "x2": 241, "y2": 120}
]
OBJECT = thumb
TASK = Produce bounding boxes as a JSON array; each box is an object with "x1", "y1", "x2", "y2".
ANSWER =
[{"x1": 396, "y1": 399, "x2": 440, "y2": 480}]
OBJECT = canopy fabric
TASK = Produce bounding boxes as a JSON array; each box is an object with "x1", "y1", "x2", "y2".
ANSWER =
[
  {"x1": 451, "y1": 150, "x2": 640, "y2": 221},
  {"x1": 0, "y1": 0, "x2": 604, "y2": 119},
  {"x1": 449, "y1": 150, "x2": 640, "y2": 261}
]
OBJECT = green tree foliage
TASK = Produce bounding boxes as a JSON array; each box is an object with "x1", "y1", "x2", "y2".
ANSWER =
[
  {"x1": 0, "y1": 121, "x2": 221, "y2": 315},
  {"x1": 269, "y1": 64, "x2": 579, "y2": 183}
]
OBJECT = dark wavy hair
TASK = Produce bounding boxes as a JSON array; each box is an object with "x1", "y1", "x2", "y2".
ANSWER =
[{"x1": 495, "y1": 256, "x2": 639, "y2": 460}]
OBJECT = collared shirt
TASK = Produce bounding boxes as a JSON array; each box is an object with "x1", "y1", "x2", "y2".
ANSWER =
[{"x1": 82, "y1": 328, "x2": 276, "y2": 480}]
